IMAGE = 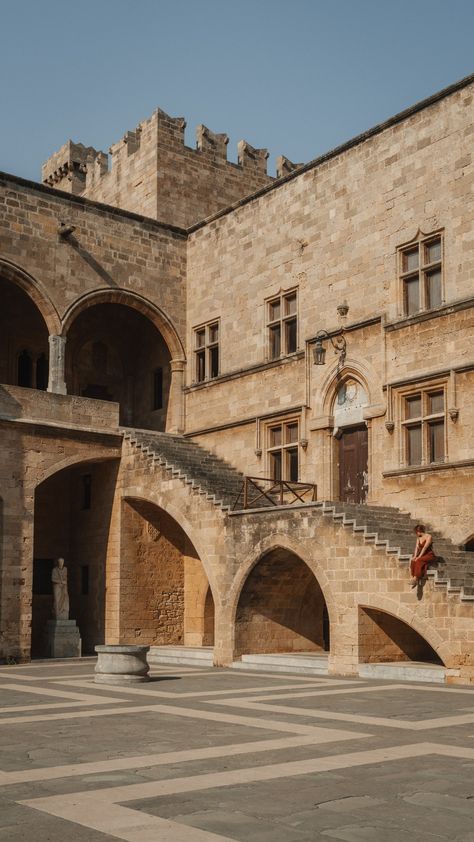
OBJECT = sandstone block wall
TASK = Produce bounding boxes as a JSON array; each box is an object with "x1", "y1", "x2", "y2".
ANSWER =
[
  {"x1": 0, "y1": 407, "x2": 121, "y2": 661},
  {"x1": 185, "y1": 80, "x2": 474, "y2": 541},
  {"x1": 120, "y1": 498, "x2": 188, "y2": 646},
  {"x1": 0, "y1": 174, "x2": 187, "y2": 345}
]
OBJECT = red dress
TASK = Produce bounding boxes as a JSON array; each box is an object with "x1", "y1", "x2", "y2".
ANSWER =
[{"x1": 410, "y1": 540, "x2": 435, "y2": 579}]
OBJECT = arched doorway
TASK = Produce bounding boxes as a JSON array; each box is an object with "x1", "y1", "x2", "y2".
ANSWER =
[
  {"x1": 120, "y1": 498, "x2": 213, "y2": 647},
  {"x1": 332, "y1": 376, "x2": 369, "y2": 503},
  {"x1": 235, "y1": 548, "x2": 329, "y2": 658},
  {"x1": 0, "y1": 275, "x2": 49, "y2": 389},
  {"x1": 65, "y1": 303, "x2": 172, "y2": 429},
  {"x1": 358, "y1": 606, "x2": 443, "y2": 665},
  {"x1": 32, "y1": 459, "x2": 119, "y2": 657}
]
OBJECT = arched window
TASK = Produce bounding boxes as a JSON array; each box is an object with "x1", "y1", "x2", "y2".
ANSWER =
[
  {"x1": 18, "y1": 350, "x2": 33, "y2": 388},
  {"x1": 36, "y1": 353, "x2": 48, "y2": 391}
]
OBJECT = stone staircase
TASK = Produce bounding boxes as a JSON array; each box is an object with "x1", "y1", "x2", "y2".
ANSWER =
[
  {"x1": 319, "y1": 501, "x2": 474, "y2": 603},
  {"x1": 122, "y1": 428, "x2": 248, "y2": 510},
  {"x1": 122, "y1": 429, "x2": 474, "y2": 605}
]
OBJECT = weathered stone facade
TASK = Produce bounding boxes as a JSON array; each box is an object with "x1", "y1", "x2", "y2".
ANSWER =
[{"x1": 1, "y1": 74, "x2": 473, "y2": 681}]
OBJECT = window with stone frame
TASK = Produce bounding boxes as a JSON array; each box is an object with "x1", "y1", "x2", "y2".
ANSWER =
[
  {"x1": 401, "y1": 386, "x2": 446, "y2": 466},
  {"x1": 266, "y1": 419, "x2": 299, "y2": 482},
  {"x1": 267, "y1": 290, "x2": 298, "y2": 360},
  {"x1": 194, "y1": 321, "x2": 219, "y2": 383},
  {"x1": 398, "y1": 232, "x2": 443, "y2": 316}
]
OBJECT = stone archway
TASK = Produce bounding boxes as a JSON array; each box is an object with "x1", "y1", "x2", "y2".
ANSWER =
[
  {"x1": 62, "y1": 289, "x2": 186, "y2": 432},
  {"x1": 0, "y1": 273, "x2": 51, "y2": 390},
  {"x1": 234, "y1": 547, "x2": 329, "y2": 658},
  {"x1": 358, "y1": 605, "x2": 444, "y2": 666},
  {"x1": 120, "y1": 497, "x2": 213, "y2": 647},
  {"x1": 0, "y1": 259, "x2": 61, "y2": 336},
  {"x1": 61, "y1": 288, "x2": 184, "y2": 361},
  {"x1": 64, "y1": 302, "x2": 172, "y2": 430},
  {"x1": 32, "y1": 458, "x2": 119, "y2": 657}
]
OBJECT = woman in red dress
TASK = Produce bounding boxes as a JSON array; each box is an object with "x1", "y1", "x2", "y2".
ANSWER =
[{"x1": 410, "y1": 524, "x2": 435, "y2": 588}]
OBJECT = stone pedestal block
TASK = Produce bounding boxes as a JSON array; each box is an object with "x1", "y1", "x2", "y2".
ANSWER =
[
  {"x1": 46, "y1": 619, "x2": 82, "y2": 659},
  {"x1": 94, "y1": 644, "x2": 150, "y2": 684}
]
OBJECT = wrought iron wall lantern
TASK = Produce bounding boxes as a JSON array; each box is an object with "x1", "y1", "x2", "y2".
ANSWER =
[{"x1": 313, "y1": 330, "x2": 347, "y2": 370}]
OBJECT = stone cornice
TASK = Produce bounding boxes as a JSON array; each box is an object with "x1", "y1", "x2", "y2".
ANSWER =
[
  {"x1": 384, "y1": 297, "x2": 474, "y2": 332},
  {"x1": 188, "y1": 73, "x2": 474, "y2": 234},
  {"x1": 383, "y1": 458, "x2": 474, "y2": 478},
  {"x1": 0, "y1": 171, "x2": 187, "y2": 238},
  {"x1": 0, "y1": 414, "x2": 123, "y2": 445},
  {"x1": 184, "y1": 350, "x2": 305, "y2": 393},
  {"x1": 383, "y1": 362, "x2": 474, "y2": 391},
  {"x1": 184, "y1": 404, "x2": 306, "y2": 438}
]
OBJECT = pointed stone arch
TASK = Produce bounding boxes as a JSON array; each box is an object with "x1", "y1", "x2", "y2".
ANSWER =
[
  {"x1": 34, "y1": 451, "x2": 121, "y2": 488},
  {"x1": 228, "y1": 532, "x2": 335, "y2": 624},
  {"x1": 230, "y1": 534, "x2": 333, "y2": 660},
  {"x1": 61, "y1": 288, "x2": 185, "y2": 361},
  {"x1": 119, "y1": 488, "x2": 219, "y2": 607},
  {"x1": 61, "y1": 289, "x2": 185, "y2": 431},
  {"x1": 357, "y1": 595, "x2": 447, "y2": 666},
  {"x1": 0, "y1": 258, "x2": 61, "y2": 335},
  {"x1": 119, "y1": 493, "x2": 216, "y2": 648},
  {"x1": 320, "y1": 359, "x2": 374, "y2": 418}
]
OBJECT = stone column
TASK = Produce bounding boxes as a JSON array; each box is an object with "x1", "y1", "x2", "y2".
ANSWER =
[
  {"x1": 212, "y1": 601, "x2": 234, "y2": 667},
  {"x1": 47, "y1": 335, "x2": 67, "y2": 395},
  {"x1": 328, "y1": 606, "x2": 359, "y2": 677},
  {"x1": 166, "y1": 358, "x2": 186, "y2": 434}
]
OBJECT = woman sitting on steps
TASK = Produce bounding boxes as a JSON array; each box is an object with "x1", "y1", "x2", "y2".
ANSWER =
[{"x1": 410, "y1": 524, "x2": 436, "y2": 588}]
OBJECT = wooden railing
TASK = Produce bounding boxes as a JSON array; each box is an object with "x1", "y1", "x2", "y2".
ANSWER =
[{"x1": 232, "y1": 476, "x2": 317, "y2": 511}]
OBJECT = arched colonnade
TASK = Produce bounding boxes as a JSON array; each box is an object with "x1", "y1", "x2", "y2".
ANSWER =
[{"x1": 0, "y1": 259, "x2": 186, "y2": 432}]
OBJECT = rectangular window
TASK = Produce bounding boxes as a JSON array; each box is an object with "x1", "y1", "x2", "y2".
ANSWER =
[
  {"x1": 152, "y1": 367, "x2": 163, "y2": 410},
  {"x1": 193, "y1": 321, "x2": 220, "y2": 383},
  {"x1": 399, "y1": 233, "x2": 443, "y2": 316},
  {"x1": 267, "y1": 419, "x2": 299, "y2": 481},
  {"x1": 401, "y1": 386, "x2": 446, "y2": 466},
  {"x1": 267, "y1": 290, "x2": 298, "y2": 360}
]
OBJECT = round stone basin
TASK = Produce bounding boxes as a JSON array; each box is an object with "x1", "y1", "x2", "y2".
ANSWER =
[{"x1": 94, "y1": 644, "x2": 150, "y2": 684}]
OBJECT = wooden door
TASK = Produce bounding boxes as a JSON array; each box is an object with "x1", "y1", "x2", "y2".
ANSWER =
[{"x1": 338, "y1": 426, "x2": 368, "y2": 503}]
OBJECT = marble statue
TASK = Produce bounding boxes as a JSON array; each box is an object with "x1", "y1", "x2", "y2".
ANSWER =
[{"x1": 51, "y1": 557, "x2": 69, "y2": 620}]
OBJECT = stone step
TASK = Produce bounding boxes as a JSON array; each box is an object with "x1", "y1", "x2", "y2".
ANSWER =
[
  {"x1": 358, "y1": 661, "x2": 446, "y2": 684},
  {"x1": 147, "y1": 645, "x2": 214, "y2": 668},
  {"x1": 322, "y1": 500, "x2": 474, "y2": 604},
  {"x1": 124, "y1": 433, "x2": 474, "y2": 604},
  {"x1": 231, "y1": 652, "x2": 329, "y2": 675}
]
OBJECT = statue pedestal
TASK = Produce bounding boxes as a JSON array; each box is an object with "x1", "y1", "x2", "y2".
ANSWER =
[{"x1": 46, "y1": 619, "x2": 82, "y2": 658}]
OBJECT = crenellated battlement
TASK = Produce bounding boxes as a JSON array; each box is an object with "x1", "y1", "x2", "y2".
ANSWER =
[
  {"x1": 42, "y1": 107, "x2": 289, "y2": 227},
  {"x1": 275, "y1": 155, "x2": 304, "y2": 178},
  {"x1": 42, "y1": 140, "x2": 102, "y2": 194}
]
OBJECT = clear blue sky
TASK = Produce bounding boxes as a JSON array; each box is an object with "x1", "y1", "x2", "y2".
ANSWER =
[{"x1": 1, "y1": 0, "x2": 473, "y2": 181}]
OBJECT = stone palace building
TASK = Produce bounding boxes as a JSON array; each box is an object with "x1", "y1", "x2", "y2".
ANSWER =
[{"x1": 1, "y1": 74, "x2": 473, "y2": 682}]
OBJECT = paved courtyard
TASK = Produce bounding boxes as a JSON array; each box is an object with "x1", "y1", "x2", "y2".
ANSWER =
[{"x1": 1, "y1": 660, "x2": 474, "y2": 841}]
